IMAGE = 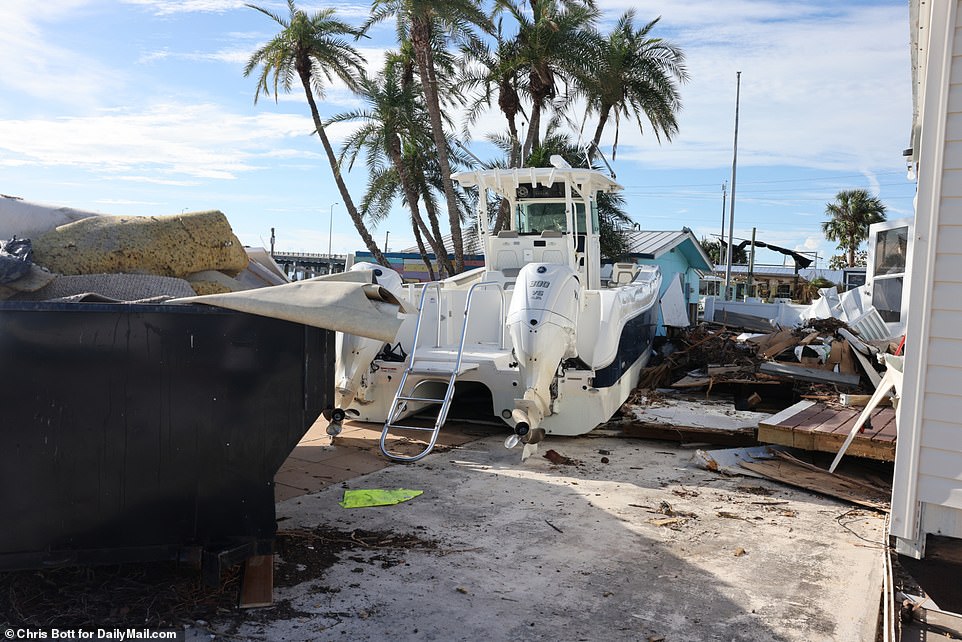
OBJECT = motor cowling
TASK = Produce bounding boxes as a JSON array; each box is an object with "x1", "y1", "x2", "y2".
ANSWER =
[{"x1": 506, "y1": 263, "x2": 581, "y2": 436}]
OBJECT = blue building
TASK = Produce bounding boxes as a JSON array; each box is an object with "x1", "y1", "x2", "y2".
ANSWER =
[{"x1": 617, "y1": 228, "x2": 713, "y2": 332}]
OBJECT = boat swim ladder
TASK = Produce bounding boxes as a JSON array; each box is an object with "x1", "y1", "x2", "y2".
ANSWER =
[{"x1": 380, "y1": 281, "x2": 506, "y2": 462}]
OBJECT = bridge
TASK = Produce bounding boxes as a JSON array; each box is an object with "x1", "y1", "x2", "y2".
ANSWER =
[{"x1": 271, "y1": 251, "x2": 347, "y2": 280}]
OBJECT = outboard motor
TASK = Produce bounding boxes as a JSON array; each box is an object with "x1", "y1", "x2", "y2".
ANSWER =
[
  {"x1": 329, "y1": 262, "x2": 405, "y2": 438},
  {"x1": 505, "y1": 263, "x2": 581, "y2": 450}
]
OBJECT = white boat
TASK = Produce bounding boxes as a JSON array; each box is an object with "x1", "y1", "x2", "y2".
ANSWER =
[{"x1": 329, "y1": 158, "x2": 662, "y2": 461}]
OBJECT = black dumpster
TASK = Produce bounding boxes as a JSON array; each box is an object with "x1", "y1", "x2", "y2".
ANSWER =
[{"x1": 0, "y1": 301, "x2": 332, "y2": 582}]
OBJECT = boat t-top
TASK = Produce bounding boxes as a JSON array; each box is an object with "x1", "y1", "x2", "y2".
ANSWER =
[{"x1": 329, "y1": 157, "x2": 662, "y2": 461}]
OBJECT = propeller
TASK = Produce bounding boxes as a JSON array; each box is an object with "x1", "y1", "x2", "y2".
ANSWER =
[{"x1": 326, "y1": 408, "x2": 347, "y2": 442}]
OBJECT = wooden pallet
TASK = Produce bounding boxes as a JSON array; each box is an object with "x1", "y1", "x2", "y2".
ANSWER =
[{"x1": 758, "y1": 400, "x2": 896, "y2": 462}]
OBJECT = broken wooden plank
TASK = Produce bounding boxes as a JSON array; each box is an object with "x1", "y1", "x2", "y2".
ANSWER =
[
  {"x1": 239, "y1": 554, "x2": 274, "y2": 608},
  {"x1": 759, "y1": 361, "x2": 861, "y2": 387},
  {"x1": 738, "y1": 453, "x2": 890, "y2": 510},
  {"x1": 760, "y1": 330, "x2": 801, "y2": 360},
  {"x1": 707, "y1": 364, "x2": 754, "y2": 378},
  {"x1": 618, "y1": 421, "x2": 757, "y2": 447},
  {"x1": 839, "y1": 393, "x2": 893, "y2": 407}
]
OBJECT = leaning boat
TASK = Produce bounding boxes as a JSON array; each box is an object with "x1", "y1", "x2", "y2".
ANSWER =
[{"x1": 330, "y1": 159, "x2": 662, "y2": 461}]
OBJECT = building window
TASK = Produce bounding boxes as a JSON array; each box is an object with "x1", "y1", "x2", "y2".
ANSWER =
[{"x1": 871, "y1": 226, "x2": 908, "y2": 322}]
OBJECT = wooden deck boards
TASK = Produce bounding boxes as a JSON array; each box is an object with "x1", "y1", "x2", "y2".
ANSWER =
[{"x1": 758, "y1": 400, "x2": 897, "y2": 462}]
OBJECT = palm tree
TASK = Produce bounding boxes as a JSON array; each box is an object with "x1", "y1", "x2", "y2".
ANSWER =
[
  {"x1": 500, "y1": 0, "x2": 599, "y2": 160},
  {"x1": 330, "y1": 62, "x2": 456, "y2": 276},
  {"x1": 459, "y1": 21, "x2": 526, "y2": 169},
  {"x1": 361, "y1": 165, "x2": 440, "y2": 279},
  {"x1": 583, "y1": 12, "x2": 688, "y2": 160},
  {"x1": 244, "y1": 1, "x2": 388, "y2": 265},
  {"x1": 366, "y1": 0, "x2": 492, "y2": 273},
  {"x1": 822, "y1": 189, "x2": 887, "y2": 267}
]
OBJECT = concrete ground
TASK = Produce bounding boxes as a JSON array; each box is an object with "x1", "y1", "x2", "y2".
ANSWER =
[{"x1": 198, "y1": 422, "x2": 886, "y2": 642}]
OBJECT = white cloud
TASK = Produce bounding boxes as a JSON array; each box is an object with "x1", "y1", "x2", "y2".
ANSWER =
[
  {"x1": 121, "y1": 0, "x2": 245, "y2": 16},
  {"x1": 0, "y1": 2, "x2": 123, "y2": 109},
  {"x1": 571, "y1": 3, "x2": 911, "y2": 176},
  {"x1": 122, "y1": 0, "x2": 373, "y2": 18},
  {"x1": 0, "y1": 104, "x2": 319, "y2": 180}
]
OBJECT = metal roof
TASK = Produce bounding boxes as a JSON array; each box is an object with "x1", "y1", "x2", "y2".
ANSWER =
[{"x1": 623, "y1": 229, "x2": 713, "y2": 269}]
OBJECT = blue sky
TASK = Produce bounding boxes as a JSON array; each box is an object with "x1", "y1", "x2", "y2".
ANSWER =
[{"x1": 0, "y1": 0, "x2": 915, "y2": 268}]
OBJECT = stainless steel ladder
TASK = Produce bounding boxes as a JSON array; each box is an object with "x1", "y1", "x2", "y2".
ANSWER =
[{"x1": 379, "y1": 281, "x2": 505, "y2": 462}]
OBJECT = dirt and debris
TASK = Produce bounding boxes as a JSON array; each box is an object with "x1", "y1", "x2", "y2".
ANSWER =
[
  {"x1": 0, "y1": 526, "x2": 440, "y2": 631},
  {"x1": 0, "y1": 561, "x2": 243, "y2": 630},
  {"x1": 543, "y1": 448, "x2": 581, "y2": 466}
]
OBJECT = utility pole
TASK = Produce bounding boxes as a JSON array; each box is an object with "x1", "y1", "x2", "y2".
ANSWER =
[
  {"x1": 724, "y1": 71, "x2": 742, "y2": 301},
  {"x1": 270, "y1": 227, "x2": 275, "y2": 258},
  {"x1": 747, "y1": 227, "x2": 757, "y2": 300},
  {"x1": 384, "y1": 230, "x2": 390, "y2": 253},
  {"x1": 720, "y1": 181, "x2": 728, "y2": 266}
]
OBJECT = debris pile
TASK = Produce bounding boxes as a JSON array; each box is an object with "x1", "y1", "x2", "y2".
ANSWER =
[{"x1": 640, "y1": 306, "x2": 903, "y2": 406}]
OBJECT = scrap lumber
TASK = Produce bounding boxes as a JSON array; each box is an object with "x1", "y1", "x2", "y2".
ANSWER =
[
  {"x1": 758, "y1": 362, "x2": 861, "y2": 387},
  {"x1": 738, "y1": 451, "x2": 890, "y2": 510},
  {"x1": 760, "y1": 331, "x2": 802, "y2": 360},
  {"x1": 707, "y1": 364, "x2": 754, "y2": 378},
  {"x1": 619, "y1": 422, "x2": 757, "y2": 446},
  {"x1": 239, "y1": 554, "x2": 274, "y2": 608},
  {"x1": 839, "y1": 394, "x2": 892, "y2": 407}
]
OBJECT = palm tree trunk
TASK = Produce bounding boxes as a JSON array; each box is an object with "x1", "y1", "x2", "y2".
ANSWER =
[
  {"x1": 591, "y1": 103, "x2": 612, "y2": 160},
  {"x1": 522, "y1": 97, "x2": 543, "y2": 162},
  {"x1": 411, "y1": 17, "x2": 465, "y2": 273},
  {"x1": 421, "y1": 185, "x2": 456, "y2": 275},
  {"x1": 298, "y1": 68, "x2": 389, "y2": 267},
  {"x1": 387, "y1": 142, "x2": 449, "y2": 279},
  {"x1": 411, "y1": 219, "x2": 437, "y2": 281}
]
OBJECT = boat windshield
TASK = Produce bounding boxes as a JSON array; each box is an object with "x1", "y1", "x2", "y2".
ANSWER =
[{"x1": 515, "y1": 201, "x2": 599, "y2": 234}]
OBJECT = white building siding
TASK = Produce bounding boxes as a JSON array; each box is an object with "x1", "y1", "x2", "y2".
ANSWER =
[
  {"x1": 914, "y1": 6, "x2": 962, "y2": 519},
  {"x1": 892, "y1": 0, "x2": 962, "y2": 554}
]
